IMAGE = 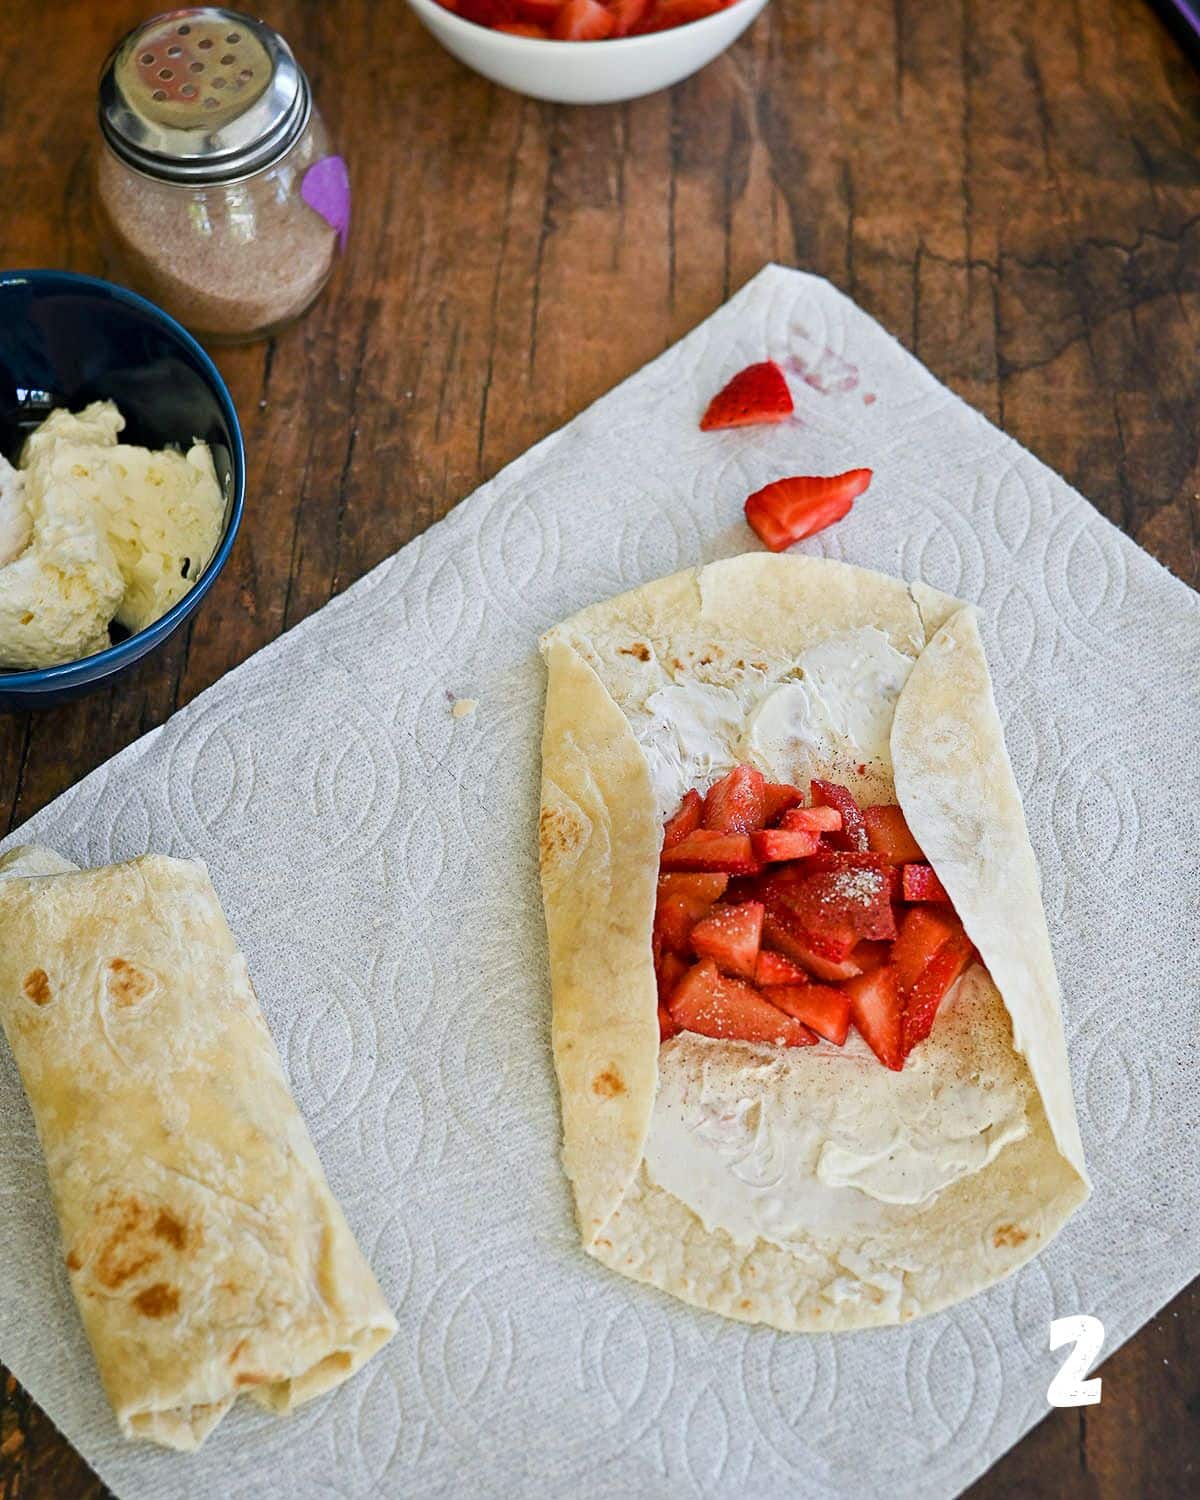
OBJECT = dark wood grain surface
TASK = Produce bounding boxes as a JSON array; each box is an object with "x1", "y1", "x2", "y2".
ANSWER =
[{"x1": 1, "y1": 0, "x2": 1197, "y2": 1495}]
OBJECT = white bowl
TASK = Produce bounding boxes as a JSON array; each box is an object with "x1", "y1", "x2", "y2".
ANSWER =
[{"x1": 405, "y1": 0, "x2": 771, "y2": 105}]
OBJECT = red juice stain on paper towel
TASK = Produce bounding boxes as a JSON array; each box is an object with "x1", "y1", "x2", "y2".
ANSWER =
[
  {"x1": 302, "y1": 156, "x2": 351, "y2": 248},
  {"x1": 788, "y1": 328, "x2": 874, "y2": 403}
]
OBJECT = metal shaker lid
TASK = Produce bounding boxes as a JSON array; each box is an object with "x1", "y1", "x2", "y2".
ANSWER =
[{"x1": 98, "y1": 8, "x2": 311, "y2": 185}]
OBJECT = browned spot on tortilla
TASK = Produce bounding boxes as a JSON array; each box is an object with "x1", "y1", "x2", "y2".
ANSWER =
[
  {"x1": 65, "y1": 1250, "x2": 82, "y2": 1271},
  {"x1": 100, "y1": 1250, "x2": 154, "y2": 1288},
  {"x1": 592, "y1": 1068, "x2": 625, "y2": 1098},
  {"x1": 595, "y1": 1238, "x2": 612, "y2": 1250},
  {"x1": 133, "y1": 1282, "x2": 179, "y2": 1318},
  {"x1": 734, "y1": 659, "x2": 745, "y2": 669},
  {"x1": 22, "y1": 969, "x2": 51, "y2": 1006},
  {"x1": 19, "y1": 611, "x2": 33, "y2": 625},
  {"x1": 228, "y1": 1338, "x2": 248, "y2": 1364},
  {"x1": 739, "y1": 1299, "x2": 752, "y2": 1310},
  {"x1": 539, "y1": 805, "x2": 584, "y2": 864},
  {"x1": 235, "y1": 1371, "x2": 277, "y2": 1387},
  {"x1": 751, "y1": 661, "x2": 768, "y2": 672},
  {"x1": 106, "y1": 957, "x2": 155, "y2": 1007},
  {"x1": 993, "y1": 1222, "x2": 1029, "y2": 1249},
  {"x1": 153, "y1": 1208, "x2": 188, "y2": 1251},
  {"x1": 671, "y1": 658, "x2": 684, "y2": 671},
  {"x1": 618, "y1": 642, "x2": 650, "y2": 661},
  {"x1": 93, "y1": 1195, "x2": 165, "y2": 1289},
  {"x1": 699, "y1": 655, "x2": 713, "y2": 666}
]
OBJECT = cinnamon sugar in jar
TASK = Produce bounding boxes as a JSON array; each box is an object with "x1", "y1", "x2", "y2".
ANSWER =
[{"x1": 96, "y1": 8, "x2": 350, "y2": 345}]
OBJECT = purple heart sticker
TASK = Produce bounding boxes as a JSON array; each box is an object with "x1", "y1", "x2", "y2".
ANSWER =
[{"x1": 301, "y1": 155, "x2": 351, "y2": 249}]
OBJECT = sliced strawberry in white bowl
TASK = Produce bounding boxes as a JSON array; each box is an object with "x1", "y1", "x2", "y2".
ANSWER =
[{"x1": 405, "y1": 0, "x2": 771, "y2": 105}]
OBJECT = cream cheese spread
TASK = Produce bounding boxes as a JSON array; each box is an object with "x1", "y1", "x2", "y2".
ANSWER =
[
  {"x1": 629, "y1": 627, "x2": 914, "y2": 819},
  {"x1": 0, "y1": 402, "x2": 224, "y2": 670},
  {"x1": 743, "y1": 629, "x2": 913, "y2": 776},
  {"x1": 630, "y1": 622, "x2": 1027, "y2": 1249},
  {"x1": 645, "y1": 971, "x2": 1029, "y2": 1249}
]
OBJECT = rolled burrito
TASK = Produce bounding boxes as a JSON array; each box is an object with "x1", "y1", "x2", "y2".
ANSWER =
[{"x1": 0, "y1": 848, "x2": 396, "y2": 1450}]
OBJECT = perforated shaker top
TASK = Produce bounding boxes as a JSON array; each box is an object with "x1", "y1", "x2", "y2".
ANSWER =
[{"x1": 98, "y1": 8, "x2": 311, "y2": 185}]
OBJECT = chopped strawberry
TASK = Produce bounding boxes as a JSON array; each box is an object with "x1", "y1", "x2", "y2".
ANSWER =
[
  {"x1": 850, "y1": 939, "x2": 890, "y2": 972},
  {"x1": 788, "y1": 921, "x2": 858, "y2": 963},
  {"x1": 551, "y1": 0, "x2": 614, "y2": 37},
  {"x1": 763, "y1": 983, "x2": 852, "y2": 1046},
  {"x1": 760, "y1": 908, "x2": 864, "y2": 980},
  {"x1": 659, "y1": 1004, "x2": 681, "y2": 1041},
  {"x1": 656, "y1": 950, "x2": 690, "y2": 1006},
  {"x1": 654, "y1": 871, "x2": 729, "y2": 952},
  {"x1": 778, "y1": 854, "x2": 897, "y2": 953},
  {"x1": 700, "y1": 360, "x2": 793, "y2": 431},
  {"x1": 654, "y1": 882, "x2": 720, "y2": 955},
  {"x1": 669, "y1": 960, "x2": 816, "y2": 1047},
  {"x1": 608, "y1": 0, "x2": 652, "y2": 34},
  {"x1": 750, "y1": 828, "x2": 821, "y2": 863},
  {"x1": 844, "y1": 965, "x2": 904, "y2": 1070},
  {"x1": 662, "y1": 788, "x2": 703, "y2": 848},
  {"x1": 890, "y1": 906, "x2": 960, "y2": 992},
  {"x1": 753, "y1": 948, "x2": 811, "y2": 987},
  {"x1": 778, "y1": 805, "x2": 842, "y2": 834},
  {"x1": 810, "y1": 780, "x2": 869, "y2": 851},
  {"x1": 455, "y1": 0, "x2": 519, "y2": 23},
  {"x1": 902, "y1": 863, "x2": 950, "y2": 903},
  {"x1": 494, "y1": 20, "x2": 549, "y2": 33},
  {"x1": 515, "y1": 0, "x2": 563, "y2": 18},
  {"x1": 639, "y1": 0, "x2": 728, "y2": 29},
  {"x1": 793, "y1": 847, "x2": 891, "y2": 879},
  {"x1": 863, "y1": 804, "x2": 924, "y2": 863},
  {"x1": 744, "y1": 470, "x2": 873, "y2": 553},
  {"x1": 658, "y1": 872, "x2": 729, "y2": 902},
  {"x1": 659, "y1": 830, "x2": 761, "y2": 876},
  {"x1": 902, "y1": 934, "x2": 975, "y2": 1055},
  {"x1": 762, "y1": 780, "x2": 804, "y2": 825},
  {"x1": 702, "y1": 765, "x2": 766, "y2": 834},
  {"x1": 691, "y1": 900, "x2": 763, "y2": 979}
]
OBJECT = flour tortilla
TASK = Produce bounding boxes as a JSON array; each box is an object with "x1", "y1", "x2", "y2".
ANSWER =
[
  {"x1": 538, "y1": 555, "x2": 1088, "y2": 1330},
  {"x1": 0, "y1": 850, "x2": 396, "y2": 1448}
]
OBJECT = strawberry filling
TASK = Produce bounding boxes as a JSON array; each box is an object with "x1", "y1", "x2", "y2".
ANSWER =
[
  {"x1": 662, "y1": 787, "x2": 703, "y2": 848},
  {"x1": 701, "y1": 764, "x2": 766, "y2": 833},
  {"x1": 863, "y1": 803, "x2": 923, "y2": 862},
  {"x1": 652, "y1": 774, "x2": 981, "y2": 1067},
  {"x1": 691, "y1": 900, "x2": 764, "y2": 979},
  {"x1": 669, "y1": 960, "x2": 816, "y2": 1047}
]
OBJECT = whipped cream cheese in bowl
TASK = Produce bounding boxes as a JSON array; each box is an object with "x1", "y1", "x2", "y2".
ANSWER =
[{"x1": 0, "y1": 270, "x2": 245, "y2": 709}]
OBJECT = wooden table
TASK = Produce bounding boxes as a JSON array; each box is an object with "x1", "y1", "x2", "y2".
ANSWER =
[{"x1": 1, "y1": 0, "x2": 1197, "y2": 1494}]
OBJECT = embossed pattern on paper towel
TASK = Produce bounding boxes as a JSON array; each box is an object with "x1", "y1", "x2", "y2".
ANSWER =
[{"x1": 0, "y1": 266, "x2": 1197, "y2": 1500}]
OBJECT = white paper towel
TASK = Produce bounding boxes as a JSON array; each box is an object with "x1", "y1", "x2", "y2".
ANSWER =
[{"x1": 1, "y1": 265, "x2": 1197, "y2": 1500}]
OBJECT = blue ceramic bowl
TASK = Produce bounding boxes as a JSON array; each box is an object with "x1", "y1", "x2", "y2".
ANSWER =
[{"x1": 0, "y1": 270, "x2": 245, "y2": 711}]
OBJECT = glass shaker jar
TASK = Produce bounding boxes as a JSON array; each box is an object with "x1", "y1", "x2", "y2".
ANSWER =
[{"x1": 95, "y1": 7, "x2": 350, "y2": 344}]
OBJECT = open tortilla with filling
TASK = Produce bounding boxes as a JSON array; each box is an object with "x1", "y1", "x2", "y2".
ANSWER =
[{"x1": 538, "y1": 554, "x2": 1088, "y2": 1330}]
